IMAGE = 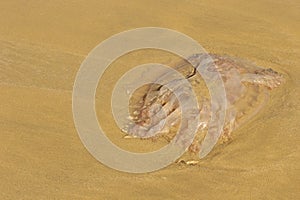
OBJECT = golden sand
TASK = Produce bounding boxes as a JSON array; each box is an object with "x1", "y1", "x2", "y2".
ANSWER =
[{"x1": 0, "y1": 0, "x2": 299, "y2": 199}]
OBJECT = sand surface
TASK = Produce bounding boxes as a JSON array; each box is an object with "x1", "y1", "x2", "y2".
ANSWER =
[{"x1": 0, "y1": 0, "x2": 299, "y2": 199}]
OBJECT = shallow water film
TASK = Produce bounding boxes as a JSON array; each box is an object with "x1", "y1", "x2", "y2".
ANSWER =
[{"x1": 0, "y1": 0, "x2": 299, "y2": 199}]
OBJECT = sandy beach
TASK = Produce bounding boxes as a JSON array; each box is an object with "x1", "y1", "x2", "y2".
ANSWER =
[{"x1": 0, "y1": 0, "x2": 299, "y2": 199}]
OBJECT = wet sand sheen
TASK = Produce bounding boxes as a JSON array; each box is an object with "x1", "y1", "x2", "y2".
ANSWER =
[{"x1": 0, "y1": 0, "x2": 299, "y2": 199}]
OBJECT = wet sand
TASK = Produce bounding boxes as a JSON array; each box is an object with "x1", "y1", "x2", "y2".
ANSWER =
[{"x1": 0, "y1": 0, "x2": 299, "y2": 199}]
